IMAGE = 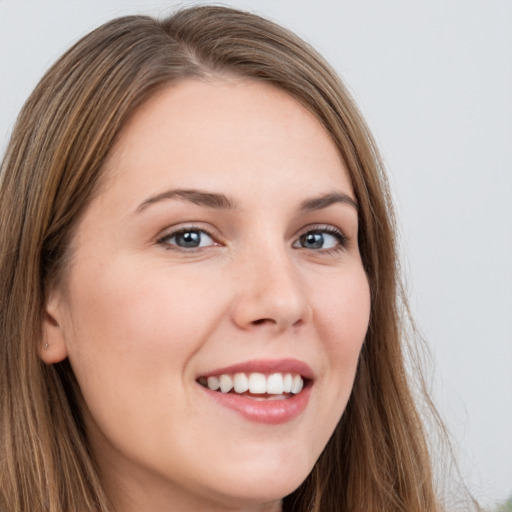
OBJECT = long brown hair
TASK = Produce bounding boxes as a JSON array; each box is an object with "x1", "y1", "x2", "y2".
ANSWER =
[{"x1": 1, "y1": 6, "x2": 441, "y2": 511}]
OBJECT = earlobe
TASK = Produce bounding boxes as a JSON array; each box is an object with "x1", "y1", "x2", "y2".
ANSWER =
[{"x1": 39, "y1": 294, "x2": 69, "y2": 364}]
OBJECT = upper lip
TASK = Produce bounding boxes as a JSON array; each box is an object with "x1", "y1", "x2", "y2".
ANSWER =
[{"x1": 197, "y1": 358, "x2": 315, "y2": 380}]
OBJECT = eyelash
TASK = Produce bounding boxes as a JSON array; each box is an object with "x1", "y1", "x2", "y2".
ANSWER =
[
  {"x1": 296, "y1": 225, "x2": 349, "y2": 254},
  {"x1": 157, "y1": 226, "x2": 218, "y2": 252},
  {"x1": 157, "y1": 225, "x2": 349, "y2": 253}
]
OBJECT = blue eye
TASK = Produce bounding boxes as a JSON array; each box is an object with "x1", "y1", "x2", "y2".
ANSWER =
[
  {"x1": 294, "y1": 228, "x2": 347, "y2": 251},
  {"x1": 160, "y1": 229, "x2": 215, "y2": 249}
]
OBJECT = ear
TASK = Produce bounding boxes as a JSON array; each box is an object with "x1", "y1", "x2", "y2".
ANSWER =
[{"x1": 39, "y1": 291, "x2": 69, "y2": 364}]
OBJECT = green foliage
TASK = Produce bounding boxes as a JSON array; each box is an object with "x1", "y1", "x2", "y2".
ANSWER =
[{"x1": 494, "y1": 496, "x2": 512, "y2": 512}]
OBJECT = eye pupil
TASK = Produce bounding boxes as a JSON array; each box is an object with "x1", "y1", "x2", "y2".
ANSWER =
[
  {"x1": 176, "y1": 231, "x2": 201, "y2": 248},
  {"x1": 301, "y1": 232, "x2": 324, "y2": 249}
]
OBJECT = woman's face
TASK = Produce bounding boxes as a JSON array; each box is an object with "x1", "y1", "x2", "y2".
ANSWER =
[{"x1": 43, "y1": 78, "x2": 371, "y2": 511}]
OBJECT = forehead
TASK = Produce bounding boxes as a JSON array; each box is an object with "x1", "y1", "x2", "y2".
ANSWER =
[{"x1": 98, "y1": 77, "x2": 353, "y2": 207}]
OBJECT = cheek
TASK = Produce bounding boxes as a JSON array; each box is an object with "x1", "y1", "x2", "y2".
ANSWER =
[
  {"x1": 60, "y1": 261, "x2": 229, "y2": 462},
  {"x1": 68, "y1": 259, "x2": 213, "y2": 345},
  {"x1": 61, "y1": 260, "x2": 225, "y2": 405},
  {"x1": 313, "y1": 266, "x2": 371, "y2": 382}
]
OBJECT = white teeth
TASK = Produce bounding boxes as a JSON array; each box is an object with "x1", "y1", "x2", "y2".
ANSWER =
[
  {"x1": 266, "y1": 373, "x2": 284, "y2": 394},
  {"x1": 267, "y1": 394, "x2": 287, "y2": 401},
  {"x1": 291, "y1": 374, "x2": 303, "y2": 394},
  {"x1": 233, "y1": 373, "x2": 249, "y2": 393},
  {"x1": 283, "y1": 373, "x2": 293, "y2": 393},
  {"x1": 248, "y1": 394, "x2": 287, "y2": 401},
  {"x1": 207, "y1": 376, "x2": 220, "y2": 391},
  {"x1": 203, "y1": 372, "x2": 305, "y2": 395},
  {"x1": 219, "y1": 374, "x2": 233, "y2": 393},
  {"x1": 248, "y1": 372, "x2": 267, "y2": 394}
]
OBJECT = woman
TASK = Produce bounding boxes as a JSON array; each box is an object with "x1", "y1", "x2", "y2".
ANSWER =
[{"x1": 0, "y1": 5, "x2": 444, "y2": 511}]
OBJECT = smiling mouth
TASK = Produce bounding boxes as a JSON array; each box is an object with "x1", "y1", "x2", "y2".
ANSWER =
[{"x1": 197, "y1": 372, "x2": 306, "y2": 400}]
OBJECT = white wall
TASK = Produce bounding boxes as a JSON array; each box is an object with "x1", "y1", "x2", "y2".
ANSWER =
[{"x1": 1, "y1": 0, "x2": 511, "y2": 507}]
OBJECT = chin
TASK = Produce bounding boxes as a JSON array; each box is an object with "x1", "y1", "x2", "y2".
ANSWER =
[
  {"x1": 202, "y1": 478, "x2": 301, "y2": 510},
  {"x1": 196, "y1": 451, "x2": 314, "y2": 507}
]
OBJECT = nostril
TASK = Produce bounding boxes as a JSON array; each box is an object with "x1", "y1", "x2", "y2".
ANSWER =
[{"x1": 252, "y1": 318, "x2": 275, "y2": 326}]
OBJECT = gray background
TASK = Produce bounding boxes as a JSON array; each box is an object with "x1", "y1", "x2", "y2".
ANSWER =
[{"x1": 1, "y1": 0, "x2": 511, "y2": 507}]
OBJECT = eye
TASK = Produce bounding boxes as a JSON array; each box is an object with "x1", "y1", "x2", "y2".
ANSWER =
[
  {"x1": 293, "y1": 227, "x2": 347, "y2": 251},
  {"x1": 159, "y1": 228, "x2": 216, "y2": 250}
]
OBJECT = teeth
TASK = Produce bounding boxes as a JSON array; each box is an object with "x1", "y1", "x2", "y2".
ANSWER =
[
  {"x1": 283, "y1": 373, "x2": 293, "y2": 393},
  {"x1": 219, "y1": 374, "x2": 233, "y2": 393},
  {"x1": 291, "y1": 374, "x2": 303, "y2": 394},
  {"x1": 202, "y1": 372, "x2": 305, "y2": 396},
  {"x1": 266, "y1": 373, "x2": 284, "y2": 394},
  {"x1": 248, "y1": 394, "x2": 287, "y2": 401},
  {"x1": 233, "y1": 373, "x2": 249, "y2": 393},
  {"x1": 207, "y1": 376, "x2": 220, "y2": 391},
  {"x1": 248, "y1": 373, "x2": 267, "y2": 394}
]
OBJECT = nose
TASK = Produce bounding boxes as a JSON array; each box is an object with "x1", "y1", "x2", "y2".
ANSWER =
[{"x1": 231, "y1": 247, "x2": 312, "y2": 332}]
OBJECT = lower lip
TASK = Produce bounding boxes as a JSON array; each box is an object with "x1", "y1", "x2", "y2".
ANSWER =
[{"x1": 199, "y1": 383, "x2": 312, "y2": 425}]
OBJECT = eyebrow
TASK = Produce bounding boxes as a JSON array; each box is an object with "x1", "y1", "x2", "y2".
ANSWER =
[
  {"x1": 135, "y1": 188, "x2": 358, "y2": 214},
  {"x1": 136, "y1": 188, "x2": 238, "y2": 212},
  {"x1": 299, "y1": 192, "x2": 358, "y2": 213}
]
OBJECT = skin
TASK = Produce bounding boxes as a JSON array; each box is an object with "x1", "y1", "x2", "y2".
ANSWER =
[{"x1": 41, "y1": 78, "x2": 371, "y2": 512}]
